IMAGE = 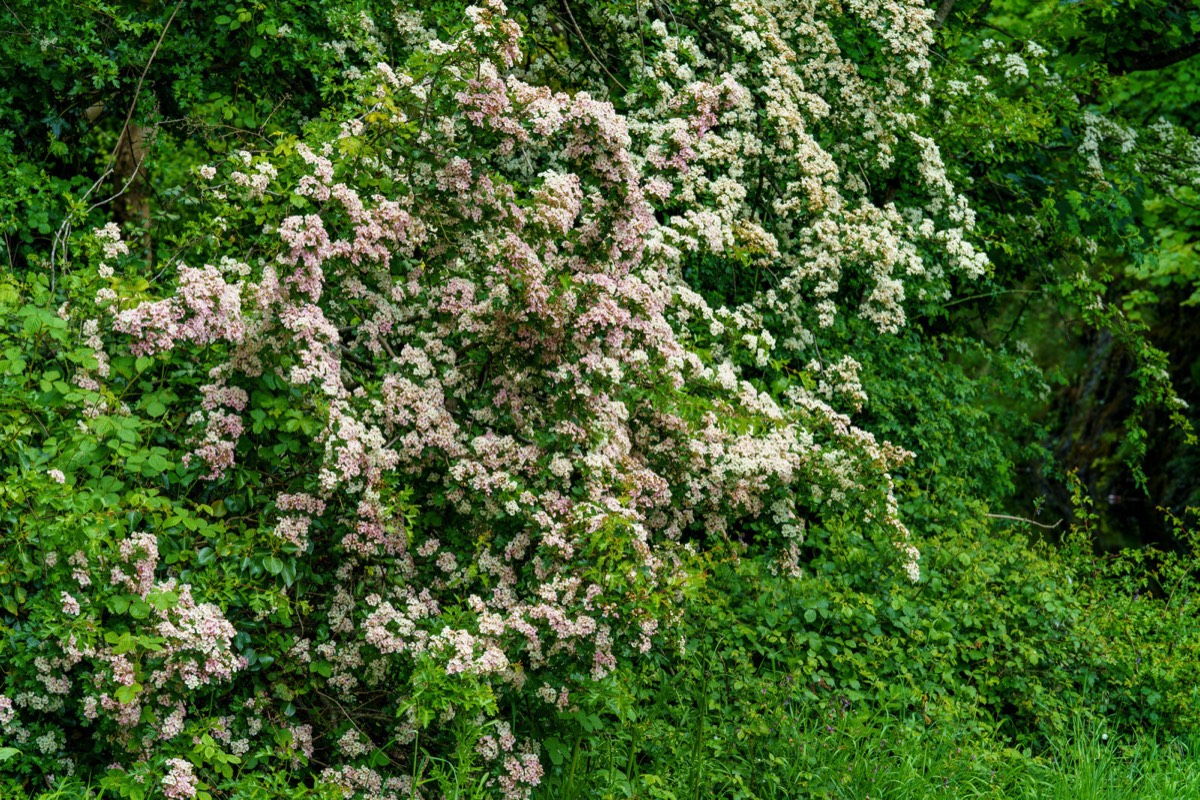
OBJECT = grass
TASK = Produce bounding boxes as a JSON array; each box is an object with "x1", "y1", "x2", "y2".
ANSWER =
[
  {"x1": 527, "y1": 655, "x2": 1200, "y2": 800},
  {"x1": 533, "y1": 711, "x2": 1200, "y2": 800}
]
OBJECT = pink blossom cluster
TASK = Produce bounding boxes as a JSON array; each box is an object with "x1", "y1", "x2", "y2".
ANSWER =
[
  {"x1": 161, "y1": 758, "x2": 197, "y2": 799},
  {"x1": 183, "y1": 377, "x2": 249, "y2": 479},
  {"x1": 150, "y1": 583, "x2": 245, "y2": 691},
  {"x1": 113, "y1": 265, "x2": 244, "y2": 356}
]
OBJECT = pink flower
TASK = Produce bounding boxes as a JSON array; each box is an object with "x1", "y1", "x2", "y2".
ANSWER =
[
  {"x1": 61, "y1": 592, "x2": 81, "y2": 616},
  {"x1": 161, "y1": 758, "x2": 197, "y2": 799}
]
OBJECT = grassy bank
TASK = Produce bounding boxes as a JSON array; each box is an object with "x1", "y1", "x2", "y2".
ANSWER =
[{"x1": 534, "y1": 711, "x2": 1200, "y2": 800}]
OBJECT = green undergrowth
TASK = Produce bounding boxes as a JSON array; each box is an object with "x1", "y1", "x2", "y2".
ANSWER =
[
  {"x1": 532, "y1": 712, "x2": 1200, "y2": 800},
  {"x1": 523, "y1": 506, "x2": 1200, "y2": 800}
]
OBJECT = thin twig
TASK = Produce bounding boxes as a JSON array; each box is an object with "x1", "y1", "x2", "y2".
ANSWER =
[
  {"x1": 49, "y1": 0, "x2": 183, "y2": 285},
  {"x1": 0, "y1": 0, "x2": 31, "y2": 35},
  {"x1": 985, "y1": 513, "x2": 1062, "y2": 530},
  {"x1": 560, "y1": 0, "x2": 627, "y2": 92},
  {"x1": 86, "y1": 142, "x2": 154, "y2": 216},
  {"x1": 109, "y1": 0, "x2": 183, "y2": 187},
  {"x1": 941, "y1": 288, "x2": 1039, "y2": 309}
]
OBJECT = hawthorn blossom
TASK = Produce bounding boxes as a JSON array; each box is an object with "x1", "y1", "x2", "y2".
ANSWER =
[
  {"x1": 60, "y1": 592, "x2": 80, "y2": 616},
  {"x1": 161, "y1": 758, "x2": 197, "y2": 799}
]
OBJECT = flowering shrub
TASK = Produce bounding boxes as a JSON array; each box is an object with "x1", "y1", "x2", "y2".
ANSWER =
[{"x1": 0, "y1": 3, "x2": 940, "y2": 796}]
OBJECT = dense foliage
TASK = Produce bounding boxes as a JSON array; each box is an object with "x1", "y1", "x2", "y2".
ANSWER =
[{"x1": 2, "y1": 0, "x2": 1199, "y2": 798}]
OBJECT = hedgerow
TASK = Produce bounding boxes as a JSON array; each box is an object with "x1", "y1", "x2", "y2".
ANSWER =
[{"x1": 3, "y1": 0, "x2": 1200, "y2": 797}]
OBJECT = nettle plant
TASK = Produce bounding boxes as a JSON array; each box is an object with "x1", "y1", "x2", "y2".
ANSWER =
[{"x1": 2, "y1": 2, "x2": 1033, "y2": 798}]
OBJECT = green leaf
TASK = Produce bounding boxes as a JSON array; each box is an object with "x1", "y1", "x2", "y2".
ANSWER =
[
  {"x1": 148, "y1": 590, "x2": 179, "y2": 611},
  {"x1": 544, "y1": 737, "x2": 567, "y2": 766},
  {"x1": 114, "y1": 683, "x2": 142, "y2": 704}
]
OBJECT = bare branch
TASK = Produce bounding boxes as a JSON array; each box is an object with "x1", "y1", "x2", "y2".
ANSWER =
[
  {"x1": 49, "y1": 0, "x2": 183, "y2": 286},
  {"x1": 560, "y1": 0, "x2": 627, "y2": 92},
  {"x1": 985, "y1": 513, "x2": 1063, "y2": 530}
]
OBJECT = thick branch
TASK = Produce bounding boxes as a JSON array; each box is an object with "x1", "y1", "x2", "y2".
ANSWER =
[
  {"x1": 932, "y1": 0, "x2": 959, "y2": 29},
  {"x1": 1110, "y1": 37, "x2": 1200, "y2": 75}
]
